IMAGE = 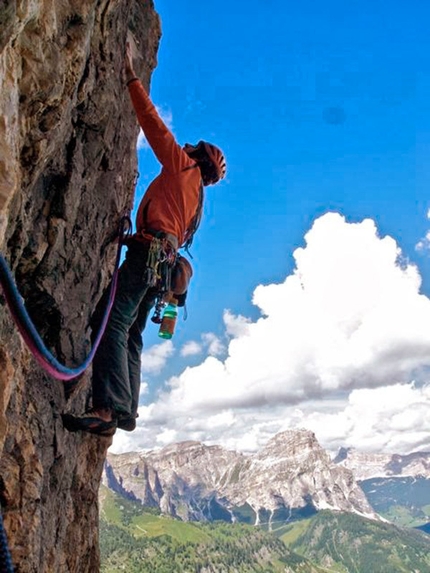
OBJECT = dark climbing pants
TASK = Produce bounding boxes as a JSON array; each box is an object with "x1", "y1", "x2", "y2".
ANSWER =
[{"x1": 91, "y1": 241, "x2": 157, "y2": 417}]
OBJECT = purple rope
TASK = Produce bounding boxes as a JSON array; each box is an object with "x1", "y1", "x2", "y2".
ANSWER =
[{"x1": 0, "y1": 216, "x2": 131, "y2": 381}]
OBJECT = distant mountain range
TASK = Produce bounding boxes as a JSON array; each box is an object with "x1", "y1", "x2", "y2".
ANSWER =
[
  {"x1": 101, "y1": 430, "x2": 430, "y2": 572},
  {"x1": 333, "y1": 446, "x2": 430, "y2": 480},
  {"x1": 104, "y1": 429, "x2": 380, "y2": 526},
  {"x1": 333, "y1": 446, "x2": 430, "y2": 528},
  {"x1": 104, "y1": 430, "x2": 430, "y2": 530}
]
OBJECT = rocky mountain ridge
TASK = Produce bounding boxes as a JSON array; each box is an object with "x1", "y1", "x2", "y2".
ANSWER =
[
  {"x1": 104, "y1": 429, "x2": 378, "y2": 527},
  {"x1": 334, "y1": 447, "x2": 430, "y2": 480}
]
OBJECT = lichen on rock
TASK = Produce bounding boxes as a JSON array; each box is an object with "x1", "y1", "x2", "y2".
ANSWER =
[{"x1": 0, "y1": 1, "x2": 160, "y2": 571}]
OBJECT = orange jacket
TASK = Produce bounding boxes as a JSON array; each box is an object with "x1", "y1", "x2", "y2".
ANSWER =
[{"x1": 127, "y1": 80, "x2": 202, "y2": 246}]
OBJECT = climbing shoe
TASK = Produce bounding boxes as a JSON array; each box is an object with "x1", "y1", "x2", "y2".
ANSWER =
[
  {"x1": 116, "y1": 415, "x2": 136, "y2": 432},
  {"x1": 62, "y1": 412, "x2": 117, "y2": 437}
]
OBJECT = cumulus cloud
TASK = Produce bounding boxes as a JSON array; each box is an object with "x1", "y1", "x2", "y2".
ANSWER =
[
  {"x1": 201, "y1": 332, "x2": 225, "y2": 357},
  {"x1": 180, "y1": 333, "x2": 225, "y2": 358},
  {"x1": 139, "y1": 381, "x2": 149, "y2": 397},
  {"x1": 415, "y1": 209, "x2": 430, "y2": 252},
  {"x1": 223, "y1": 310, "x2": 252, "y2": 338},
  {"x1": 155, "y1": 428, "x2": 178, "y2": 447},
  {"x1": 112, "y1": 383, "x2": 430, "y2": 456},
  {"x1": 298, "y1": 383, "x2": 430, "y2": 454},
  {"x1": 140, "y1": 340, "x2": 174, "y2": 374},
  {"x1": 137, "y1": 105, "x2": 173, "y2": 150},
  {"x1": 416, "y1": 231, "x2": 430, "y2": 252},
  {"x1": 180, "y1": 340, "x2": 203, "y2": 357},
  {"x1": 110, "y1": 213, "x2": 430, "y2": 456}
]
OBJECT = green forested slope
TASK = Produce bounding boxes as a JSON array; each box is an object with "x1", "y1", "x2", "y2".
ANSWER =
[
  {"x1": 99, "y1": 486, "x2": 323, "y2": 573},
  {"x1": 100, "y1": 487, "x2": 430, "y2": 573},
  {"x1": 281, "y1": 510, "x2": 430, "y2": 573}
]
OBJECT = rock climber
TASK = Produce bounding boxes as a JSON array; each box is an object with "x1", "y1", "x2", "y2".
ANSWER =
[{"x1": 63, "y1": 43, "x2": 226, "y2": 436}]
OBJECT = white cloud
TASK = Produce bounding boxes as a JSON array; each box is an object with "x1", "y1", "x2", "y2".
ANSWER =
[
  {"x1": 137, "y1": 105, "x2": 173, "y2": 150},
  {"x1": 156, "y1": 428, "x2": 178, "y2": 447},
  {"x1": 416, "y1": 231, "x2": 430, "y2": 252},
  {"x1": 180, "y1": 340, "x2": 202, "y2": 357},
  {"x1": 415, "y1": 209, "x2": 430, "y2": 251},
  {"x1": 110, "y1": 213, "x2": 430, "y2": 456},
  {"x1": 140, "y1": 340, "x2": 174, "y2": 374},
  {"x1": 139, "y1": 381, "x2": 149, "y2": 397},
  {"x1": 301, "y1": 382, "x2": 430, "y2": 454},
  {"x1": 223, "y1": 310, "x2": 251, "y2": 338},
  {"x1": 111, "y1": 383, "x2": 430, "y2": 456},
  {"x1": 180, "y1": 333, "x2": 225, "y2": 358},
  {"x1": 201, "y1": 332, "x2": 225, "y2": 357}
]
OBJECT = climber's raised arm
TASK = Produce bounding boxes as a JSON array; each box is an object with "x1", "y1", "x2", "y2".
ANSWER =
[{"x1": 124, "y1": 43, "x2": 191, "y2": 173}]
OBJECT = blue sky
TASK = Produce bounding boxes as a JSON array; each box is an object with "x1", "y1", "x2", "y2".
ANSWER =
[{"x1": 111, "y1": 1, "x2": 430, "y2": 455}]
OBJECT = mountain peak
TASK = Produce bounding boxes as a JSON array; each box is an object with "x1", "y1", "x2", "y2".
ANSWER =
[
  {"x1": 332, "y1": 446, "x2": 353, "y2": 464},
  {"x1": 105, "y1": 429, "x2": 378, "y2": 525},
  {"x1": 265, "y1": 428, "x2": 317, "y2": 447}
]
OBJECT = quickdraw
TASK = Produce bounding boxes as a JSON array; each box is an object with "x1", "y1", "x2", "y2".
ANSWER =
[{"x1": 145, "y1": 236, "x2": 176, "y2": 324}]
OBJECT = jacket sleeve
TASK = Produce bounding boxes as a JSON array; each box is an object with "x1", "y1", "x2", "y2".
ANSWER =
[{"x1": 127, "y1": 80, "x2": 193, "y2": 173}]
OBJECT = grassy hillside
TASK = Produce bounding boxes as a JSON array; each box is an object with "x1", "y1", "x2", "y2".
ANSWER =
[
  {"x1": 99, "y1": 486, "x2": 323, "y2": 573},
  {"x1": 280, "y1": 510, "x2": 430, "y2": 573},
  {"x1": 100, "y1": 487, "x2": 430, "y2": 573}
]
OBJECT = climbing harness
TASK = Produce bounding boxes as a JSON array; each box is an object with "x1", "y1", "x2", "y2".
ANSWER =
[
  {"x1": 144, "y1": 236, "x2": 174, "y2": 289},
  {"x1": 0, "y1": 215, "x2": 132, "y2": 382},
  {"x1": 142, "y1": 234, "x2": 177, "y2": 324},
  {"x1": 0, "y1": 507, "x2": 13, "y2": 573}
]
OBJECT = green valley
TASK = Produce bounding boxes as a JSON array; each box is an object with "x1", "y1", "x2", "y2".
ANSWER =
[
  {"x1": 100, "y1": 487, "x2": 430, "y2": 573},
  {"x1": 99, "y1": 486, "x2": 324, "y2": 573}
]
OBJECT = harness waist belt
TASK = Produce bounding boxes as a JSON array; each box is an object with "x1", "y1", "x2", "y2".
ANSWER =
[{"x1": 138, "y1": 228, "x2": 178, "y2": 252}]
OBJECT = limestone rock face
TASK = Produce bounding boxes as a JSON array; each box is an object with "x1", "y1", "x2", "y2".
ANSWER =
[
  {"x1": 334, "y1": 447, "x2": 430, "y2": 480},
  {"x1": 104, "y1": 430, "x2": 379, "y2": 527},
  {"x1": 0, "y1": 1, "x2": 160, "y2": 571}
]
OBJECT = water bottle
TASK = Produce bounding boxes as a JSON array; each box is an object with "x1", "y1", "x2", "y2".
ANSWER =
[{"x1": 158, "y1": 298, "x2": 178, "y2": 339}]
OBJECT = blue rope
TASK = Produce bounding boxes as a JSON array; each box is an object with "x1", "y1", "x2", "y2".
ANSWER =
[
  {"x1": 0, "y1": 508, "x2": 13, "y2": 573},
  {"x1": 0, "y1": 215, "x2": 132, "y2": 381}
]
